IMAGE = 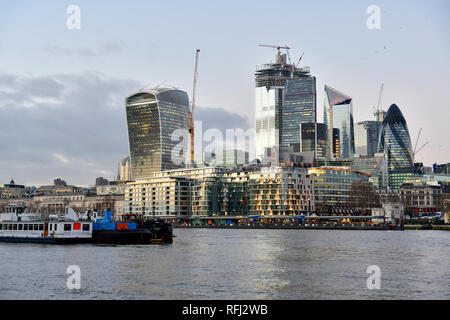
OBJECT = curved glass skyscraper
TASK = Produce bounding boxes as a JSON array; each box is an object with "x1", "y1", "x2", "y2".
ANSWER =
[
  {"x1": 324, "y1": 85, "x2": 354, "y2": 160},
  {"x1": 126, "y1": 88, "x2": 190, "y2": 179},
  {"x1": 378, "y1": 104, "x2": 414, "y2": 188}
]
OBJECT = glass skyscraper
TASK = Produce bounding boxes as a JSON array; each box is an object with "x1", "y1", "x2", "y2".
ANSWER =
[
  {"x1": 300, "y1": 122, "x2": 327, "y2": 159},
  {"x1": 324, "y1": 85, "x2": 354, "y2": 160},
  {"x1": 378, "y1": 104, "x2": 415, "y2": 189},
  {"x1": 355, "y1": 120, "x2": 382, "y2": 156},
  {"x1": 255, "y1": 52, "x2": 316, "y2": 159},
  {"x1": 125, "y1": 88, "x2": 190, "y2": 179}
]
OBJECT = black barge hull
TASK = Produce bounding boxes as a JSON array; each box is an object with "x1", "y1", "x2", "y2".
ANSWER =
[{"x1": 92, "y1": 229, "x2": 172, "y2": 245}]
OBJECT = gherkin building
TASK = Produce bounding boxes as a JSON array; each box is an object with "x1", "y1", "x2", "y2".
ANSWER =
[{"x1": 378, "y1": 104, "x2": 415, "y2": 188}]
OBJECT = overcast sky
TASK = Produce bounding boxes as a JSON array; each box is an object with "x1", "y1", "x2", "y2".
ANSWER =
[{"x1": 0, "y1": 0, "x2": 449, "y2": 186}]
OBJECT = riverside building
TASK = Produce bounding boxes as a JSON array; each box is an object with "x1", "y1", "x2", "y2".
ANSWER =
[
  {"x1": 248, "y1": 167, "x2": 315, "y2": 216},
  {"x1": 308, "y1": 167, "x2": 370, "y2": 213}
]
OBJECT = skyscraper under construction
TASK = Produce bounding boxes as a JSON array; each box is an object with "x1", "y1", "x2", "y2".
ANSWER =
[{"x1": 254, "y1": 48, "x2": 316, "y2": 159}]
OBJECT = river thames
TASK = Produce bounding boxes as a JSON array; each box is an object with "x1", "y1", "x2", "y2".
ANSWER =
[{"x1": 0, "y1": 229, "x2": 448, "y2": 300}]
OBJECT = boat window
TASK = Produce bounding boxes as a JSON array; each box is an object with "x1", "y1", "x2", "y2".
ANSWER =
[
  {"x1": 24, "y1": 224, "x2": 28, "y2": 231},
  {"x1": 8, "y1": 224, "x2": 13, "y2": 230},
  {"x1": 83, "y1": 224, "x2": 90, "y2": 231},
  {"x1": 49, "y1": 224, "x2": 53, "y2": 231},
  {"x1": 54, "y1": 224, "x2": 58, "y2": 231},
  {"x1": 13, "y1": 224, "x2": 18, "y2": 231},
  {"x1": 33, "y1": 224, "x2": 39, "y2": 231},
  {"x1": 39, "y1": 224, "x2": 44, "y2": 231},
  {"x1": 29, "y1": 224, "x2": 33, "y2": 230},
  {"x1": 18, "y1": 224, "x2": 23, "y2": 231},
  {"x1": 64, "y1": 224, "x2": 72, "y2": 231},
  {"x1": 0, "y1": 224, "x2": 2, "y2": 230}
]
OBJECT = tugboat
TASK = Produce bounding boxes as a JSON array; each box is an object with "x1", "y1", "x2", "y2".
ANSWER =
[
  {"x1": 0, "y1": 205, "x2": 92, "y2": 244},
  {"x1": 92, "y1": 210, "x2": 173, "y2": 245}
]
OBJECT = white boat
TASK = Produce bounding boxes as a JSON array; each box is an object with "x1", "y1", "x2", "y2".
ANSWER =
[{"x1": 0, "y1": 206, "x2": 93, "y2": 244}]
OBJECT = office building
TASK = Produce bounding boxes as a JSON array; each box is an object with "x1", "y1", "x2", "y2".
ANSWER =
[
  {"x1": 300, "y1": 122, "x2": 327, "y2": 159},
  {"x1": 255, "y1": 51, "x2": 316, "y2": 159},
  {"x1": 308, "y1": 167, "x2": 370, "y2": 213},
  {"x1": 324, "y1": 85, "x2": 354, "y2": 160},
  {"x1": 378, "y1": 104, "x2": 415, "y2": 189},
  {"x1": 351, "y1": 153, "x2": 388, "y2": 188},
  {"x1": 355, "y1": 120, "x2": 382, "y2": 156},
  {"x1": 118, "y1": 156, "x2": 132, "y2": 182},
  {"x1": 125, "y1": 88, "x2": 190, "y2": 179}
]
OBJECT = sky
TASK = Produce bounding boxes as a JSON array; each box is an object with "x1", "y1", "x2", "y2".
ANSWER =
[{"x1": 0, "y1": 0, "x2": 449, "y2": 186}]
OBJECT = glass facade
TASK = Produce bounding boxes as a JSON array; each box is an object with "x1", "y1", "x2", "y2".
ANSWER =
[
  {"x1": 300, "y1": 122, "x2": 327, "y2": 159},
  {"x1": 249, "y1": 167, "x2": 315, "y2": 216},
  {"x1": 378, "y1": 104, "x2": 414, "y2": 188},
  {"x1": 126, "y1": 89, "x2": 189, "y2": 179},
  {"x1": 355, "y1": 121, "x2": 382, "y2": 156},
  {"x1": 255, "y1": 56, "x2": 316, "y2": 160},
  {"x1": 280, "y1": 78, "x2": 317, "y2": 147},
  {"x1": 308, "y1": 167, "x2": 370, "y2": 207},
  {"x1": 324, "y1": 85, "x2": 354, "y2": 160},
  {"x1": 351, "y1": 153, "x2": 388, "y2": 188}
]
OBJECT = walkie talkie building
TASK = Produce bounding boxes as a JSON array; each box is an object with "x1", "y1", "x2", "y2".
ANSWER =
[{"x1": 125, "y1": 88, "x2": 190, "y2": 179}]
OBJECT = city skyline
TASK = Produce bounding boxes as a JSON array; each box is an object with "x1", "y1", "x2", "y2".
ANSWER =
[{"x1": 0, "y1": 0, "x2": 449, "y2": 186}]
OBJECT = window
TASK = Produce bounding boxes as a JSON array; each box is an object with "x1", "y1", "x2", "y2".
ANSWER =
[
  {"x1": 18, "y1": 224, "x2": 23, "y2": 231},
  {"x1": 64, "y1": 224, "x2": 72, "y2": 231},
  {"x1": 8, "y1": 224, "x2": 12, "y2": 230},
  {"x1": 49, "y1": 224, "x2": 52, "y2": 231},
  {"x1": 33, "y1": 224, "x2": 39, "y2": 231},
  {"x1": 54, "y1": 224, "x2": 57, "y2": 231},
  {"x1": 24, "y1": 224, "x2": 28, "y2": 231},
  {"x1": 13, "y1": 224, "x2": 17, "y2": 231},
  {"x1": 83, "y1": 224, "x2": 90, "y2": 232}
]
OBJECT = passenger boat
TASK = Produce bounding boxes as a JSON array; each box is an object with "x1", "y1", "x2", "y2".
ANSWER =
[{"x1": 0, "y1": 206, "x2": 92, "y2": 244}]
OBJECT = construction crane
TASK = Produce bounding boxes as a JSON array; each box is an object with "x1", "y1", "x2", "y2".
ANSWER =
[
  {"x1": 412, "y1": 127, "x2": 429, "y2": 163},
  {"x1": 296, "y1": 52, "x2": 305, "y2": 67},
  {"x1": 258, "y1": 44, "x2": 291, "y2": 64},
  {"x1": 189, "y1": 49, "x2": 200, "y2": 164},
  {"x1": 373, "y1": 83, "x2": 384, "y2": 120}
]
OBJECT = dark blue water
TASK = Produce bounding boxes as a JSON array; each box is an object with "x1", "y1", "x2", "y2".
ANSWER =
[{"x1": 0, "y1": 229, "x2": 448, "y2": 299}]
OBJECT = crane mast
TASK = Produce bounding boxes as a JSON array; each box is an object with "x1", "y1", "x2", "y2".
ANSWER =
[{"x1": 189, "y1": 49, "x2": 200, "y2": 164}]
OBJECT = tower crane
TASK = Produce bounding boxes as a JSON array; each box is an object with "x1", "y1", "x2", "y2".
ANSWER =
[
  {"x1": 373, "y1": 83, "x2": 384, "y2": 120},
  {"x1": 189, "y1": 49, "x2": 200, "y2": 165},
  {"x1": 413, "y1": 127, "x2": 429, "y2": 163},
  {"x1": 258, "y1": 44, "x2": 291, "y2": 64}
]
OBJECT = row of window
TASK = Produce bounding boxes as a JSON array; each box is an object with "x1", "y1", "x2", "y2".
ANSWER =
[
  {"x1": 0, "y1": 223, "x2": 44, "y2": 231},
  {"x1": 0, "y1": 223, "x2": 90, "y2": 232}
]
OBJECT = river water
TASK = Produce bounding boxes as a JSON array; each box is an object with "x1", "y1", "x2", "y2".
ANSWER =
[{"x1": 0, "y1": 229, "x2": 448, "y2": 300}]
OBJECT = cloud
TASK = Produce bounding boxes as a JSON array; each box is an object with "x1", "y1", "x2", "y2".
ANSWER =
[
  {"x1": 52, "y1": 153, "x2": 70, "y2": 164},
  {"x1": 0, "y1": 73, "x2": 251, "y2": 186}
]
